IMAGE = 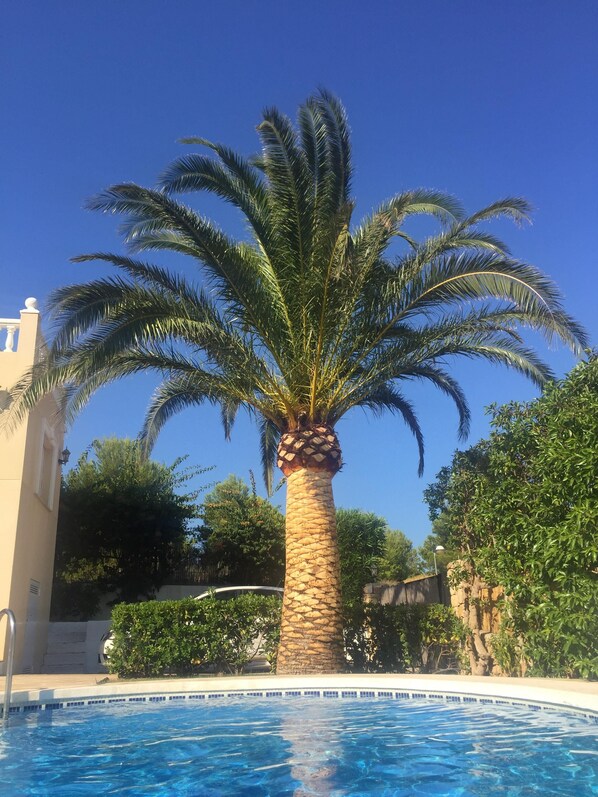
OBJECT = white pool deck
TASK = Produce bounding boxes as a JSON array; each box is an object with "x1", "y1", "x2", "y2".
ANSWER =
[{"x1": 3, "y1": 673, "x2": 598, "y2": 714}]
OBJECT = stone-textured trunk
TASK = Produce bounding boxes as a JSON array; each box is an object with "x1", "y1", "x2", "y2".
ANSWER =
[
  {"x1": 276, "y1": 468, "x2": 345, "y2": 674},
  {"x1": 465, "y1": 572, "x2": 493, "y2": 676},
  {"x1": 448, "y1": 560, "x2": 502, "y2": 676}
]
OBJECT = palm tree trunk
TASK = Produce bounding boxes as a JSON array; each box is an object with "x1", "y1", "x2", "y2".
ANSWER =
[{"x1": 277, "y1": 468, "x2": 345, "y2": 674}]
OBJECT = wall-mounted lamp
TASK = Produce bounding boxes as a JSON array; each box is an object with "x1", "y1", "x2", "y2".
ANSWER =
[{"x1": 58, "y1": 447, "x2": 71, "y2": 466}]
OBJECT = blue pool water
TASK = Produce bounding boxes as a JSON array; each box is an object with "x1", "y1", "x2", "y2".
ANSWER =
[{"x1": 0, "y1": 697, "x2": 597, "y2": 796}]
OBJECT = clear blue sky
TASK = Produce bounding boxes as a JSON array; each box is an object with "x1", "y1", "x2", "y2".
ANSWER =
[{"x1": 2, "y1": 1, "x2": 596, "y2": 545}]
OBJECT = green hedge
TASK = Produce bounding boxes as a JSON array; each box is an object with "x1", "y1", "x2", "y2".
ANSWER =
[
  {"x1": 109, "y1": 597, "x2": 466, "y2": 677},
  {"x1": 343, "y1": 603, "x2": 467, "y2": 673},
  {"x1": 108, "y1": 594, "x2": 281, "y2": 678}
]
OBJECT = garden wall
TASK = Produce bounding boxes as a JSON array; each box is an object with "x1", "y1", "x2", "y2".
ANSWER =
[{"x1": 363, "y1": 573, "x2": 450, "y2": 607}]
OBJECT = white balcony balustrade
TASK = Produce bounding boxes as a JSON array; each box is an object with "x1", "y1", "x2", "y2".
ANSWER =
[
  {"x1": 0, "y1": 298, "x2": 39, "y2": 353},
  {"x1": 0, "y1": 319, "x2": 20, "y2": 352}
]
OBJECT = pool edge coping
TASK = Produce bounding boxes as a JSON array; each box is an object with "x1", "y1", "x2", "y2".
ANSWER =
[{"x1": 6, "y1": 674, "x2": 598, "y2": 719}]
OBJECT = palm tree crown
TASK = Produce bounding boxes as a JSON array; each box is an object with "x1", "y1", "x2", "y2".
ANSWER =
[
  {"x1": 8, "y1": 91, "x2": 585, "y2": 487},
  {"x1": 6, "y1": 92, "x2": 586, "y2": 673}
]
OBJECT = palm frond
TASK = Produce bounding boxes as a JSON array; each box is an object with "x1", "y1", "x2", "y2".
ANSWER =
[
  {"x1": 258, "y1": 416, "x2": 281, "y2": 496},
  {"x1": 157, "y1": 146, "x2": 276, "y2": 259},
  {"x1": 140, "y1": 372, "x2": 232, "y2": 453},
  {"x1": 374, "y1": 251, "x2": 588, "y2": 355},
  {"x1": 400, "y1": 366, "x2": 471, "y2": 439},
  {"x1": 463, "y1": 197, "x2": 532, "y2": 227},
  {"x1": 220, "y1": 399, "x2": 240, "y2": 441},
  {"x1": 350, "y1": 385, "x2": 425, "y2": 476},
  {"x1": 257, "y1": 106, "x2": 313, "y2": 279}
]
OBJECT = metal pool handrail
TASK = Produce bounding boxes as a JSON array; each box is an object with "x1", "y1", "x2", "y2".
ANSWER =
[{"x1": 0, "y1": 608, "x2": 16, "y2": 724}]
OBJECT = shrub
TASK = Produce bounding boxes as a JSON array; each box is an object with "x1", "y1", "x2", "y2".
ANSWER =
[
  {"x1": 109, "y1": 595, "x2": 465, "y2": 678},
  {"x1": 108, "y1": 594, "x2": 282, "y2": 678},
  {"x1": 489, "y1": 626, "x2": 525, "y2": 677},
  {"x1": 426, "y1": 359, "x2": 598, "y2": 680},
  {"x1": 343, "y1": 603, "x2": 467, "y2": 673}
]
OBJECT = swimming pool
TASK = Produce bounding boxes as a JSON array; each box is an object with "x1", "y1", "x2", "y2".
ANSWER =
[{"x1": 1, "y1": 686, "x2": 597, "y2": 796}]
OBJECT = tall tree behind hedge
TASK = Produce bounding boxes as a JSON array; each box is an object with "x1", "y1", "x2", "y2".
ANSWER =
[
  {"x1": 420, "y1": 445, "x2": 489, "y2": 573},
  {"x1": 434, "y1": 358, "x2": 598, "y2": 678},
  {"x1": 199, "y1": 475, "x2": 285, "y2": 586},
  {"x1": 54, "y1": 438, "x2": 206, "y2": 615},
  {"x1": 376, "y1": 529, "x2": 421, "y2": 582},
  {"x1": 336, "y1": 509, "x2": 387, "y2": 603}
]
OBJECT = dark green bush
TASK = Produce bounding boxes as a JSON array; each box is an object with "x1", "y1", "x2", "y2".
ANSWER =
[
  {"x1": 109, "y1": 594, "x2": 282, "y2": 678},
  {"x1": 343, "y1": 603, "x2": 467, "y2": 673}
]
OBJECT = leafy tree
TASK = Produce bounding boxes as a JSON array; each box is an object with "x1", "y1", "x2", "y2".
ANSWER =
[
  {"x1": 422, "y1": 442, "x2": 495, "y2": 672},
  {"x1": 199, "y1": 474, "x2": 285, "y2": 586},
  {"x1": 53, "y1": 438, "x2": 206, "y2": 616},
  {"x1": 7, "y1": 92, "x2": 586, "y2": 673},
  {"x1": 336, "y1": 509, "x2": 387, "y2": 604},
  {"x1": 431, "y1": 358, "x2": 598, "y2": 678},
  {"x1": 420, "y1": 446, "x2": 488, "y2": 572},
  {"x1": 376, "y1": 529, "x2": 420, "y2": 581},
  {"x1": 475, "y1": 359, "x2": 598, "y2": 678}
]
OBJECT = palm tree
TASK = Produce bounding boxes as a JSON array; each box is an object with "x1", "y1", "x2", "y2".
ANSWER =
[{"x1": 6, "y1": 91, "x2": 586, "y2": 673}]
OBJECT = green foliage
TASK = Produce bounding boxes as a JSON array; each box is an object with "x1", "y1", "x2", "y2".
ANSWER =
[
  {"x1": 423, "y1": 443, "x2": 491, "y2": 554},
  {"x1": 52, "y1": 438, "x2": 209, "y2": 617},
  {"x1": 420, "y1": 470, "x2": 463, "y2": 572},
  {"x1": 489, "y1": 628, "x2": 525, "y2": 677},
  {"x1": 430, "y1": 359, "x2": 598, "y2": 678},
  {"x1": 109, "y1": 595, "x2": 464, "y2": 677},
  {"x1": 376, "y1": 529, "x2": 420, "y2": 581},
  {"x1": 199, "y1": 475, "x2": 285, "y2": 585},
  {"x1": 337, "y1": 510, "x2": 420, "y2": 603},
  {"x1": 478, "y1": 359, "x2": 598, "y2": 678},
  {"x1": 336, "y1": 509, "x2": 387, "y2": 603},
  {"x1": 343, "y1": 603, "x2": 466, "y2": 673},
  {"x1": 108, "y1": 594, "x2": 282, "y2": 678}
]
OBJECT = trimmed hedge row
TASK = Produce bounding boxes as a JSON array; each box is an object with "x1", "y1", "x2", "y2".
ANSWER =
[
  {"x1": 344, "y1": 603, "x2": 467, "y2": 673},
  {"x1": 109, "y1": 594, "x2": 281, "y2": 678},
  {"x1": 108, "y1": 596, "x2": 467, "y2": 678}
]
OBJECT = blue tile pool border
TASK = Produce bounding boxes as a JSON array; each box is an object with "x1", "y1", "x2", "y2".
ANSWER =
[{"x1": 5, "y1": 687, "x2": 598, "y2": 722}]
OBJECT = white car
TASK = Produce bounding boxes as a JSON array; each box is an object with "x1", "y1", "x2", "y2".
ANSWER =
[{"x1": 194, "y1": 585, "x2": 283, "y2": 600}]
